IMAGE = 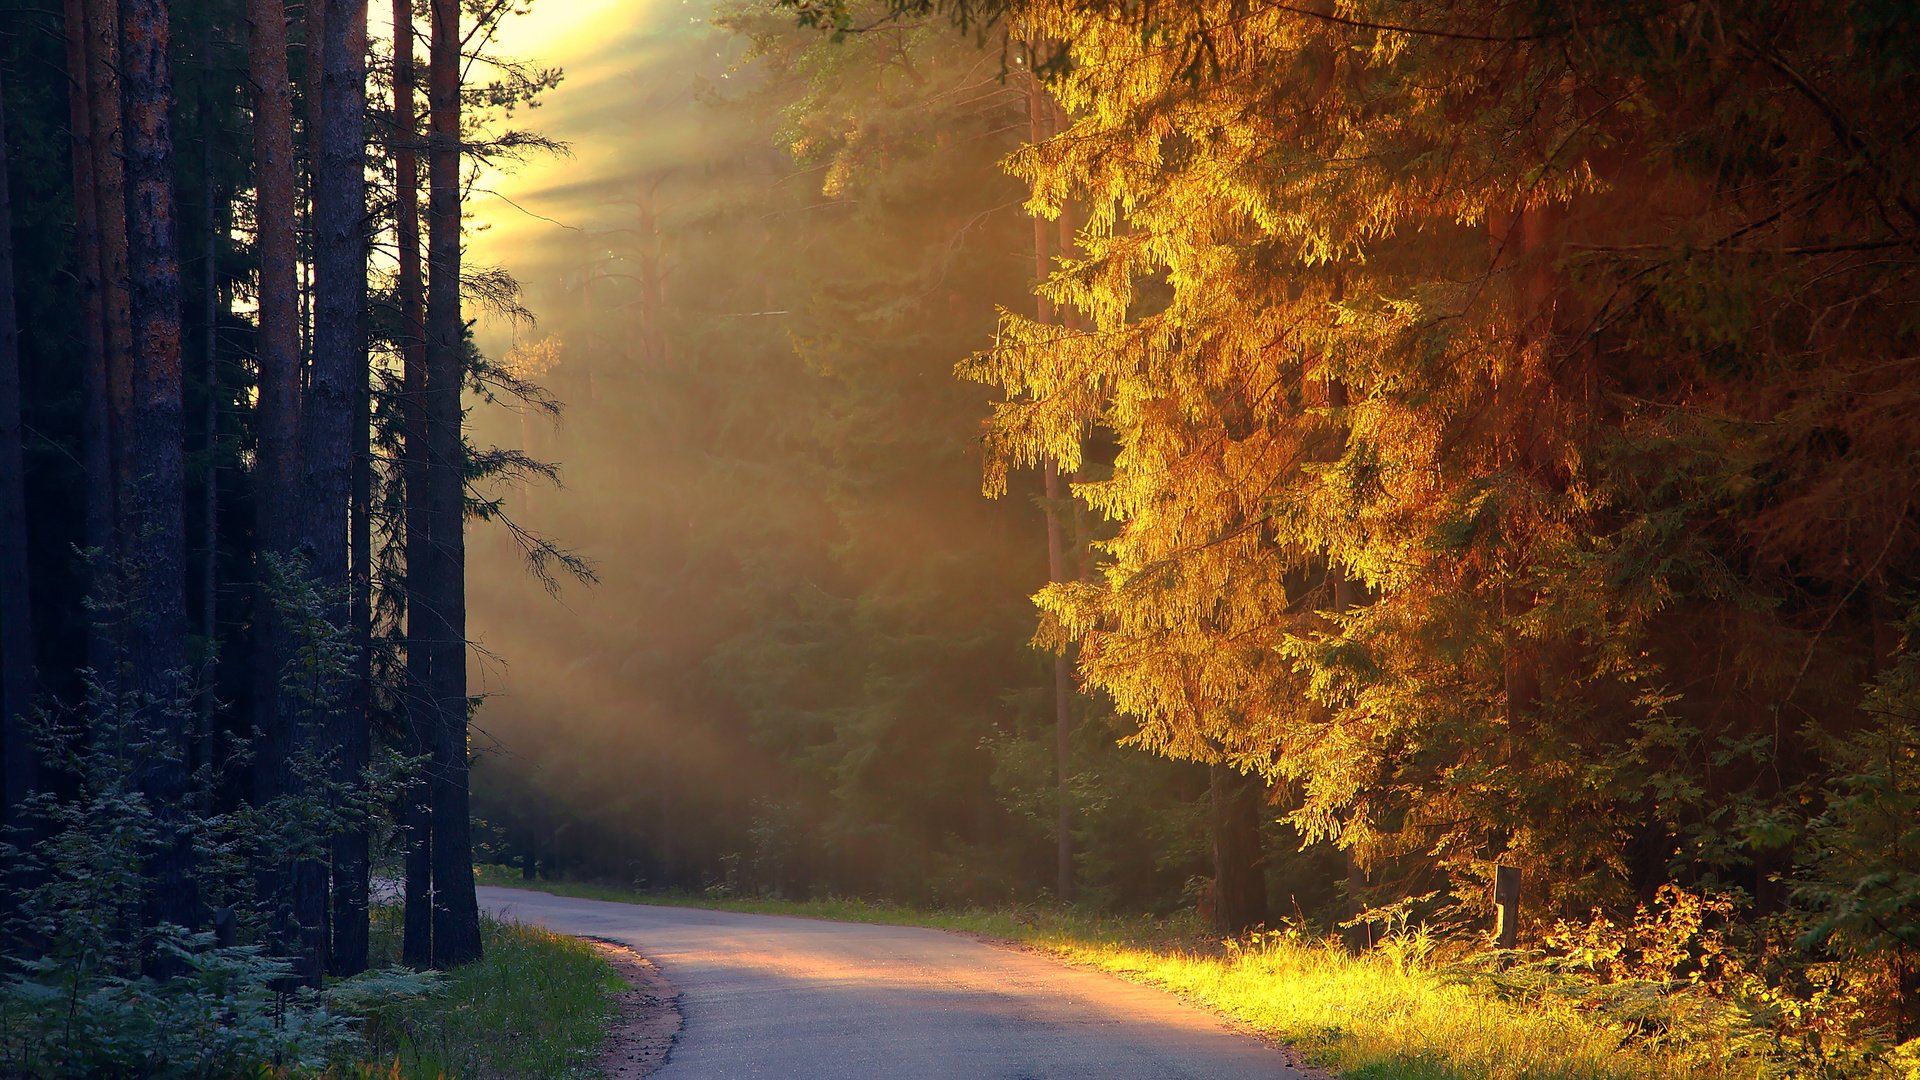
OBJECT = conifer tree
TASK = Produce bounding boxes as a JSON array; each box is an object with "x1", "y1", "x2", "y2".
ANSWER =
[
  {"x1": 0, "y1": 58, "x2": 30, "y2": 829},
  {"x1": 424, "y1": 0, "x2": 482, "y2": 967}
]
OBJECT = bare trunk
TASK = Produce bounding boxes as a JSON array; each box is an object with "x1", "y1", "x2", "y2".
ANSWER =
[
  {"x1": 62, "y1": 0, "x2": 114, "y2": 675},
  {"x1": 1208, "y1": 762, "x2": 1268, "y2": 936},
  {"x1": 247, "y1": 0, "x2": 321, "y2": 980},
  {"x1": 198, "y1": 43, "x2": 218, "y2": 783},
  {"x1": 392, "y1": 0, "x2": 433, "y2": 969},
  {"x1": 309, "y1": 0, "x2": 371, "y2": 980},
  {"x1": 426, "y1": 0, "x2": 481, "y2": 967},
  {"x1": 120, "y1": 0, "x2": 196, "y2": 938},
  {"x1": 0, "y1": 63, "x2": 35, "y2": 828},
  {"x1": 85, "y1": 0, "x2": 132, "y2": 572}
]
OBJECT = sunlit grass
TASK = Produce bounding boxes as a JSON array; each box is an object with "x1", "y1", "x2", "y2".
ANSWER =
[
  {"x1": 354, "y1": 905, "x2": 622, "y2": 1079},
  {"x1": 475, "y1": 867, "x2": 1783, "y2": 1080}
]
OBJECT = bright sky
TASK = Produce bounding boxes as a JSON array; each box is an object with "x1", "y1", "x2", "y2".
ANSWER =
[{"x1": 464, "y1": 0, "x2": 680, "y2": 264}]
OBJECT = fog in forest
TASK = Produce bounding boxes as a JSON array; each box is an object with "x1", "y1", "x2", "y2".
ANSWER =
[{"x1": 459, "y1": 1, "x2": 1216, "y2": 905}]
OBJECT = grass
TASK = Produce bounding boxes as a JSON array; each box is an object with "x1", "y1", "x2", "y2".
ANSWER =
[
  {"x1": 352, "y1": 905, "x2": 624, "y2": 1079},
  {"x1": 473, "y1": 866, "x2": 1799, "y2": 1080}
]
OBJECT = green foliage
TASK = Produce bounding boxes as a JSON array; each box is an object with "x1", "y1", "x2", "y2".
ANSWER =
[
  {"x1": 0, "y1": 672, "x2": 433, "y2": 1077},
  {"x1": 358, "y1": 911, "x2": 618, "y2": 1080}
]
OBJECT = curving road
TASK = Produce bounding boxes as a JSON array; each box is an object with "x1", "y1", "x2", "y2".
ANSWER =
[{"x1": 477, "y1": 886, "x2": 1304, "y2": 1080}]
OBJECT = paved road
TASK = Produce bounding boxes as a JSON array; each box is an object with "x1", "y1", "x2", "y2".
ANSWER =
[{"x1": 477, "y1": 886, "x2": 1304, "y2": 1080}]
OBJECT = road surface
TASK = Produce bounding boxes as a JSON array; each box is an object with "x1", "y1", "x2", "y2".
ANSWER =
[{"x1": 477, "y1": 886, "x2": 1306, "y2": 1080}]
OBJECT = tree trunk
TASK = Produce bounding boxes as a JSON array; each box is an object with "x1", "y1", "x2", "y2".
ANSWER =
[
  {"x1": 245, "y1": 0, "x2": 318, "y2": 978},
  {"x1": 0, "y1": 62, "x2": 35, "y2": 829},
  {"x1": 62, "y1": 0, "x2": 115, "y2": 674},
  {"x1": 309, "y1": 0, "x2": 371, "y2": 980},
  {"x1": 392, "y1": 0, "x2": 433, "y2": 969},
  {"x1": 197, "y1": 44, "x2": 219, "y2": 786},
  {"x1": 119, "y1": 0, "x2": 196, "y2": 938},
  {"x1": 1024, "y1": 57, "x2": 1074, "y2": 906},
  {"x1": 1208, "y1": 762, "x2": 1268, "y2": 936},
  {"x1": 426, "y1": 0, "x2": 481, "y2": 967},
  {"x1": 85, "y1": 0, "x2": 132, "y2": 571}
]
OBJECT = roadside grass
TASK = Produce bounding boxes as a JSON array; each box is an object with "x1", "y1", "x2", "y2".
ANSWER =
[
  {"x1": 350, "y1": 906, "x2": 622, "y2": 1079},
  {"x1": 473, "y1": 867, "x2": 1793, "y2": 1080}
]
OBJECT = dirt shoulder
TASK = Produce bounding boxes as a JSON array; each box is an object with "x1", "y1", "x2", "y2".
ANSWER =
[{"x1": 585, "y1": 937, "x2": 682, "y2": 1078}]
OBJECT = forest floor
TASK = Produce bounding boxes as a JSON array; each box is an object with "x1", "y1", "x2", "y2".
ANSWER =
[{"x1": 473, "y1": 867, "x2": 1799, "y2": 1080}]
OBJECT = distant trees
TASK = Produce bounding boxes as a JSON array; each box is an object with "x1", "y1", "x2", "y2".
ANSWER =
[{"x1": 0, "y1": 0, "x2": 567, "y2": 1027}]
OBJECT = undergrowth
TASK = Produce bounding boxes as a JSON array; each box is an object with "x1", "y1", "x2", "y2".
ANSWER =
[{"x1": 352, "y1": 907, "x2": 622, "y2": 1079}]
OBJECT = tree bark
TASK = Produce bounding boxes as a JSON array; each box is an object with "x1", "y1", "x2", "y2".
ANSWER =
[
  {"x1": 392, "y1": 0, "x2": 433, "y2": 969},
  {"x1": 62, "y1": 0, "x2": 114, "y2": 672},
  {"x1": 309, "y1": 0, "x2": 371, "y2": 980},
  {"x1": 245, "y1": 0, "x2": 321, "y2": 979},
  {"x1": 197, "y1": 21, "x2": 219, "y2": 785},
  {"x1": 0, "y1": 62, "x2": 35, "y2": 829},
  {"x1": 119, "y1": 0, "x2": 196, "y2": 937},
  {"x1": 1208, "y1": 762, "x2": 1268, "y2": 936},
  {"x1": 426, "y1": 0, "x2": 481, "y2": 967},
  {"x1": 85, "y1": 0, "x2": 132, "y2": 568}
]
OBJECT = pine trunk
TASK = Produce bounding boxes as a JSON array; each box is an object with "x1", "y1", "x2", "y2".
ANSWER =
[
  {"x1": 119, "y1": 0, "x2": 196, "y2": 937},
  {"x1": 61, "y1": 0, "x2": 114, "y2": 666},
  {"x1": 244, "y1": 0, "x2": 316, "y2": 977},
  {"x1": 85, "y1": 0, "x2": 132, "y2": 569},
  {"x1": 197, "y1": 71, "x2": 218, "y2": 784},
  {"x1": 1208, "y1": 762, "x2": 1267, "y2": 936},
  {"x1": 309, "y1": 0, "x2": 371, "y2": 979},
  {"x1": 0, "y1": 63, "x2": 34, "y2": 828},
  {"x1": 425, "y1": 0, "x2": 481, "y2": 967},
  {"x1": 392, "y1": 0, "x2": 434, "y2": 970}
]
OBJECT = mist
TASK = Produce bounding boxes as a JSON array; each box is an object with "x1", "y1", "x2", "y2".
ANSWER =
[{"x1": 459, "y1": 1, "x2": 1177, "y2": 904}]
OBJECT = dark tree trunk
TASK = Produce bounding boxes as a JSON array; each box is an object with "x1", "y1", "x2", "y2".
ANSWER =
[
  {"x1": 0, "y1": 62, "x2": 35, "y2": 829},
  {"x1": 196, "y1": 17, "x2": 219, "y2": 786},
  {"x1": 62, "y1": 0, "x2": 114, "y2": 671},
  {"x1": 425, "y1": 0, "x2": 481, "y2": 968},
  {"x1": 309, "y1": 0, "x2": 371, "y2": 980},
  {"x1": 119, "y1": 0, "x2": 196, "y2": 937},
  {"x1": 247, "y1": 0, "x2": 313, "y2": 976},
  {"x1": 1208, "y1": 762, "x2": 1267, "y2": 936},
  {"x1": 334, "y1": 277, "x2": 372, "y2": 977},
  {"x1": 1024, "y1": 61, "x2": 1074, "y2": 906},
  {"x1": 86, "y1": 0, "x2": 132, "y2": 571},
  {"x1": 392, "y1": 0, "x2": 433, "y2": 970}
]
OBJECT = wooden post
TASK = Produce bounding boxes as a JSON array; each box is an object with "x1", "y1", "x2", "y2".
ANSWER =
[{"x1": 1493, "y1": 864, "x2": 1521, "y2": 949}]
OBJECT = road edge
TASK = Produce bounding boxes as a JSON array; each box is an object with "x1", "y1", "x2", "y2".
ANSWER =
[{"x1": 584, "y1": 936, "x2": 684, "y2": 1078}]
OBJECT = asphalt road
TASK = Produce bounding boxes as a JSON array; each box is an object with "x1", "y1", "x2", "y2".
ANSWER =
[{"x1": 476, "y1": 886, "x2": 1305, "y2": 1080}]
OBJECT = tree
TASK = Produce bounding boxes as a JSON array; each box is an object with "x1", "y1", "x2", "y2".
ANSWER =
[
  {"x1": 86, "y1": 0, "x2": 133, "y2": 574},
  {"x1": 0, "y1": 57, "x2": 32, "y2": 829},
  {"x1": 243, "y1": 0, "x2": 320, "y2": 982},
  {"x1": 118, "y1": 0, "x2": 195, "y2": 938},
  {"x1": 423, "y1": 0, "x2": 481, "y2": 968},
  {"x1": 390, "y1": 0, "x2": 433, "y2": 971},
  {"x1": 309, "y1": 0, "x2": 372, "y2": 979},
  {"x1": 58, "y1": 0, "x2": 112, "y2": 666}
]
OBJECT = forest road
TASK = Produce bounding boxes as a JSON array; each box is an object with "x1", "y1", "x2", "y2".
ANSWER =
[{"x1": 476, "y1": 886, "x2": 1308, "y2": 1080}]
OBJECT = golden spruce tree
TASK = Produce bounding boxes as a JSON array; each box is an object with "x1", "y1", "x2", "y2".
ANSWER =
[{"x1": 966, "y1": 0, "x2": 1920, "y2": 986}]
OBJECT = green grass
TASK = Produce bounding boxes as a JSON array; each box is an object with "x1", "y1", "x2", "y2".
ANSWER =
[
  {"x1": 473, "y1": 867, "x2": 1803, "y2": 1080},
  {"x1": 353, "y1": 906, "x2": 623, "y2": 1079}
]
